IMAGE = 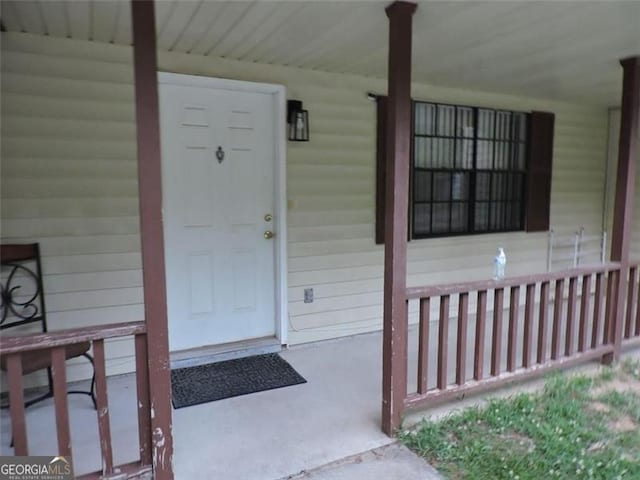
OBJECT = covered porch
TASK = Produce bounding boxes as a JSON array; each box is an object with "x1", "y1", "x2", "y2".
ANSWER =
[
  {"x1": 1, "y1": 331, "x2": 396, "y2": 479},
  {"x1": 1, "y1": 0, "x2": 640, "y2": 479}
]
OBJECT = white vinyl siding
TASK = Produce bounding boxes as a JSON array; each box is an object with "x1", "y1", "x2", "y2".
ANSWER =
[{"x1": 1, "y1": 32, "x2": 613, "y2": 383}]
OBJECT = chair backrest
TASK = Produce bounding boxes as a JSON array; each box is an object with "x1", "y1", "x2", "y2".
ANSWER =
[{"x1": 0, "y1": 243, "x2": 47, "y2": 333}]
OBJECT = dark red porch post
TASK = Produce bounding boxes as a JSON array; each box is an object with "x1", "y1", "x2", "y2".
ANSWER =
[
  {"x1": 131, "y1": 0, "x2": 174, "y2": 477},
  {"x1": 605, "y1": 56, "x2": 640, "y2": 364},
  {"x1": 382, "y1": 0, "x2": 416, "y2": 435}
]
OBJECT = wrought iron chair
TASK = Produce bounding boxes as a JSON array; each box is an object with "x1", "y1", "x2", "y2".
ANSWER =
[{"x1": 0, "y1": 243, "x2": 96, "y2": 409}]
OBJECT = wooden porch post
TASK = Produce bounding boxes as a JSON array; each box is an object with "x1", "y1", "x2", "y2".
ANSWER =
[
  {"x1": 131, "y1": 0, "x2": 174, "y2": 477},
  {"x1": 381, "y1": 0, "x2": 416, "y2": 435},
  {"x1": 605, "y1": 56, "x2": 640, "y2": 364}
]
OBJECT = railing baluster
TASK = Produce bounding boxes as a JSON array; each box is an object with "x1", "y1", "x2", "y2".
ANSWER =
[
  {"x1": 474, "y1": 290, "x2": 487, "y2": 381},
  {"x1": 456, "y1": 292, "x2": 469, "y2": 385},
  {"x1": 592, "y1": 272, "x2": 604, "y2": 348},
  {"x1": 625, "y1": 266, "x2": 637, "y2": 339},
  {"x1": 0, "y1": 322, "x2": 149, "y2": 479},
  {"x1": 93, "y1": 339, "x2": 113, "y2": 475},
  {"x1": 603, "y1": 271, "x2": 618, "y2": 345},
  {"x1": 523, "y1": 284, "x2": 535, "y2": 368},
  {"x1": 507, "y1": 286, "x2": 520, "y2": 372},
  {"x1": 437, "y1": 295, "x2": 450, "y2": 390},
  {"x1": 135, "y1": 333, "x2": 152, "y2": 465},
  {"x1": 578, "y1": 274, "x2": 592, "y2": 352},
  {"x1": 538, "y1": 281, "x2": 550, "y2": 363},
  {"x1": 636, "y1": 268, "x2": 640, "y2": 336},
  {"x1": 565, "y1": 277, "x2": 578, "y2": 356},
  {"x1": 51, "y1": 347, "x2": 72, "y2": 457},
  {"x1": 491, "y1": 288, "x2": 504, "y2": 376},
  {"x1": 417, "y1": 298, "x2": 430, "y2": 394},
  {"x1": 6, "y1": 354, "x2": 28, "y2": 455},
  {"x1": 551, "y1": 279, "x2": 564, "y2": 360}
]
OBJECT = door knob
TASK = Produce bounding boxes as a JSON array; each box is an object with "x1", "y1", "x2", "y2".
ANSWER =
[{"x1": 264, "y1": 230, "x2": 274, "y2": 240}]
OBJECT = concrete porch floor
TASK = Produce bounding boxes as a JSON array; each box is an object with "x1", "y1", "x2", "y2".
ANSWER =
[
  {"x1": 2, "y1": 327, "x2": 635, "y2": 479},
  {"x1": 0, "y1": 330, "x2": 427, "y2": 479}
]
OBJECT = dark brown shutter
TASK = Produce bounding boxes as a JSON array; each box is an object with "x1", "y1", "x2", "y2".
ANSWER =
[
  {"x1": 525, "y1": 111, "x2": 555, "y2": 232},
  {"x1": 375, "y1": 96, "x2": 388, "y2": 244}
]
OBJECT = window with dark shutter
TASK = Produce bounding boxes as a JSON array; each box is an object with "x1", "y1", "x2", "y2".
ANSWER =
[
  {"x1": 375, "y1": 97, "x2": 387, "y2": 245},
  {"x1": 375, "y1": 99, "x2": 554, "y2": 241},
  {"x1": 525, "y1": 111, "x2": 555, "y2": 232}
]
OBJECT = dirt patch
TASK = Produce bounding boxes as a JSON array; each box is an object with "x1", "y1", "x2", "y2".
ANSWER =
[
  {"x1": 608, "y1": 415, "x2": 636, "y2": 433},
  {"x1": 498, "y1": 432, "x2": 535, "y2": 453},
  {"x1": 591, "y1": 377, "x2": 640, "y2": 397},
  {"x1": 588, "y1": 401, "x2": 611, "y2": 413}
]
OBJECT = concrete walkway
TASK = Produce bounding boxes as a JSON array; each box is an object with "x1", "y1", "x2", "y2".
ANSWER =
[{"x1": 281, "y1": 444, "x2": 442, "y2": 480}]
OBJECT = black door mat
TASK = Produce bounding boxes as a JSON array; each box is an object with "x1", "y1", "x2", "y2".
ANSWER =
[{"x1": 170, "y1": 353, "x2": 307, "y2": 409}]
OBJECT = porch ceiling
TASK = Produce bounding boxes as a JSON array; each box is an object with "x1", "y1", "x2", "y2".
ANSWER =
[{"x1": 1, "y1": 1, "x2": 638, "y2": 107}]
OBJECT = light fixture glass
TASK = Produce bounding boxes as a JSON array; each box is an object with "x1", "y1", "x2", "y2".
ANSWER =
[{"x1": 287, "y1": 100, "x2": 309, "y2": 142}]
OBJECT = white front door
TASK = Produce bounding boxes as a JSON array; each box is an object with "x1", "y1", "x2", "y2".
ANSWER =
[{"x1": 159, "y1": 77, "x2": 278, "y2": 352}]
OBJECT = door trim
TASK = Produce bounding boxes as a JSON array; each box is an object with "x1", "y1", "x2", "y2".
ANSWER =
[{"x1": 158, "y1": 72, "x2": 289, "y2": 346}]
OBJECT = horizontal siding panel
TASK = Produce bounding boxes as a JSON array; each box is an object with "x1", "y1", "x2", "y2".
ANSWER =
[
  {"x1": 2, "y1": 116, "x2": 136, "y2": 142},
  {"x1": 2, "y1": 217, "x2": 140, "y2": 238},
  {"x1": 290, "y1": 195, "x2": 372, "y2": 212},
  {"x1": 1, "y1": 50, "x2": 133, "y2": 83},
  {"x1": 2, "y1": 157, "x2": 137, "y2": 180},
  {"x1": 289, "y1": 238, "x2": 375, "y2": 257},
  {"x1": 287, "y1": 163, "x2": 372, "y2": 178},
  {"x1": 288, "y1": 178, "x2": 372, "y2": 196},
  {"x1": 46, "y1": 304, "x2": 144, "y2": 329},
  {"x1": 1, "y1": 93, "x2": 134, "y2": 122},
  {"x1": 2, "y1": 137, "x2": 136, "y2": 159},
  {"x1": 289, "y1": 251, "x2": 381, "y2": 273},
  {"x1": 2, "y1": 198, "x2": 139, "y2": 219},
  {"x1": 307, "y1": 117, "x2": 374, "y2": 137},
  {"x1": 289, "y1": 264, "x2": 383, "y2": 287},
  {"x1": 1, "y1": 179, "x2": 138, "y2": 199},
  {"x1": 44, "y1": 270, "x2": 143, "y2": 294},
  {"x1": 291, "y1": 304, "x2": 383, "y2": 330},
  {"x1": 289, "y1": 291, "x2": 382, "y2": 316},
  {"x1": 42, "y1": 252, "x2": 142, "y2": 275},
  {"x1": 1, "y1": 72, "x2": 134, "y2": 101},
  {"x1": 288, "y1": 277, "x2": 382, "y2": 302},
  {"x1": 287, "y1": 318, "x2": 382, "y2": 344},
  {"x1": 288, "y1": 224, "x2": 372, "y2": 243},
  {"x1": 286, "y1": 148, "x2": 374, "y2": 166},
  {"x1": 46, "y1": 287, "x2": 143, "y2": 312},
  {"x1": 305, "y1": 132, "x2": 372, "y2": 150},
  {"x1": 288, "y1": 209, "x2": 373, "y2": 228}
]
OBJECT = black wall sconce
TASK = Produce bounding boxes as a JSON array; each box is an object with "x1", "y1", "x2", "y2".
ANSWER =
[{"x1": 287, "y1": 100, "x2": 309, "y2": 142}]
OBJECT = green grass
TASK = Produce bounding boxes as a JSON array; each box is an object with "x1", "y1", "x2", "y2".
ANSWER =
[{"x1": 400, "y1": 362, "x2": 640, "y2": 480}]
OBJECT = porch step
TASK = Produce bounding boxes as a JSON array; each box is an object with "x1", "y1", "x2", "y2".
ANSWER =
[
  {"x1": 279, "y1": 443, "x2": 442, "y2": 480},
  {"x1": 170, "y1": 336, "x2": 282, "y2": 369}
]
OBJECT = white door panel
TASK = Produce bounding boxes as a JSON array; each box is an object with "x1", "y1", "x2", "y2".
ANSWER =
[{"x1": 160, "y1": 82, "x2": 276, "y2": 351}]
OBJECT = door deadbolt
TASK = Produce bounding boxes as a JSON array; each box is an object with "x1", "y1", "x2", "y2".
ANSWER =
[{"x1": 264, "y1": 214, "x2": 273, "y2": 222}]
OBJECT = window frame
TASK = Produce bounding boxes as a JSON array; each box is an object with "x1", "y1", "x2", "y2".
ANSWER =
[{"x1": 410, "y1": 100, "x2": 531, "y2": 240}]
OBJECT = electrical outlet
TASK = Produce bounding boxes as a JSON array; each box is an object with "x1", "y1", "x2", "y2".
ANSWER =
[{"x1": 304, "y1": 288, "x2": 314, "y2": 303}]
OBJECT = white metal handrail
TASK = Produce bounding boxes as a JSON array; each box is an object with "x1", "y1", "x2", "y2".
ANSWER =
[{"x1": 547, "y1": 228, "x2": 607, "y2": 271}]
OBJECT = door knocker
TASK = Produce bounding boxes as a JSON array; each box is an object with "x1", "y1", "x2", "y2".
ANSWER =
[{"x1": 216, "y1": 146, "x2": 225, "y2": 164}]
